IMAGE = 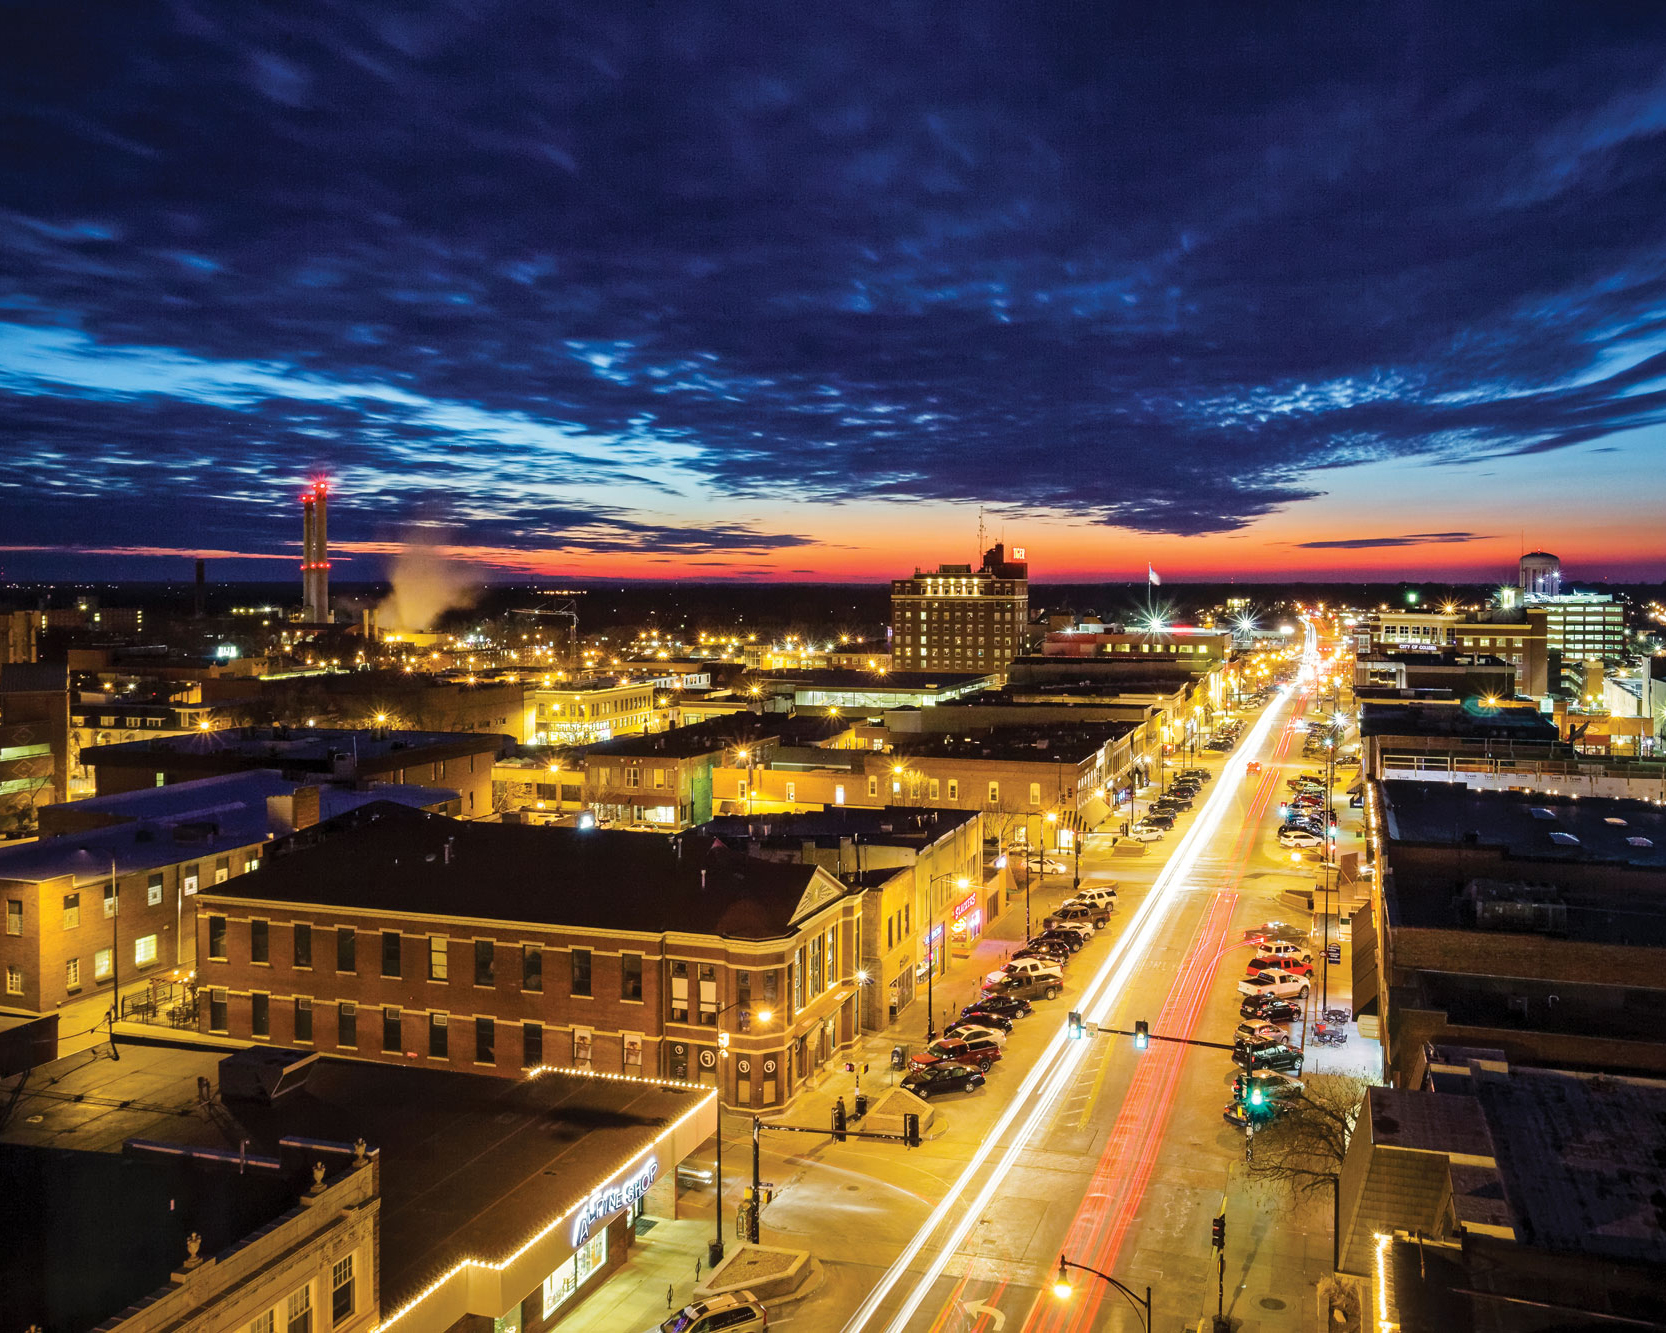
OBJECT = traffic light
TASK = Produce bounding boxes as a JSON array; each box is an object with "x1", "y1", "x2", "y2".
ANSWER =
[
  {"x1": 1211, "y1": 1214, "x2": 1226, "y2": 1250},
  {"x1": 832, "y1": 1098, "x2": 847, "y2": 1143},
  {"x1": 903, "y1": 1112, "x2": 921, "y2": 1148},
  {"x1": 1067, "y1": 1010, "x2": 1084, "y2": 1039},
  {"x1": 1248, "y1": 1085, "x2": 1265, "y2": 1108},
  {"x1": 1134, "y1": 1020, "x2": 1149, "y2": 1051}
]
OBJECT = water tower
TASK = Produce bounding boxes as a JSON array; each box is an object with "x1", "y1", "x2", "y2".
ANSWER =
[{"x1": 1518, "y1": 551, "x2": 1560, "y2": 599}]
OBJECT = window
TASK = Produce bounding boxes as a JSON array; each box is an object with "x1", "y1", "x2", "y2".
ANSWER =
[
  {"x1": 336, "y1": 927, "x2": 356, "y2": 973},
  {"x1": 5, "y1": 899, "x2": 19, "y2": 935},
  {"x1": 208, "y1": 915, "x2": 227, "y2": 960},
  {"x1": 251, "y1": 919, "x2": 270, "y2": 964},
  {"x1": 522, "y1": 945, "x2": 542, "y2": 992},
  {"x1": 147, "y1": 872, "x2": 163, "y2": 907},
  {"x1": 338, "y1": 1001, "x2": 357, "y2": 1048},
  {"x1": 987, "y1": 782, "x2": 999, "y2": 805},
  {"x1": 867, "y1": 776, "x2": 879, "y2": 798},
  {"x1": 214, "y1": 857, "x2": 230, "y2": 885},
  {"x1": 65, "y1": 957, "x2": 80, "y2": 989},
  {"x1": 251, "y1": 1311, "x2": 275, "y2": 1333},
  {"x1": 474, "y1": 938, "x2": 495, "y2": 987},
  {"x1": 63, "y1": 893, "x2": 79, "y2": 930},
  {"x1": 670, "y1": 961, "x2": 689, "y2": 1022},
  {"x1": 698, "y1": 964, "x2": 718, "y2": 1024},
  {"x1": 286, "y1": 1283, "x2": 312, "y2": 1333},
  {"x1": 948, "y1": 779, "x2": 958, "y2": 801},
  {"x1": 621, "y1": 952, "x2": 643, "y2": 1000},
  {"x1": 94, "y1": 948, "x2": 111, "y2": 981},
  {"x1": 134, "y1": 934, "x2": 158, "y2": 968},
  {"x1": 381, "y1": 1007, "x2": 402, "y2": 1053},
  {"x1": 571, "y1": 947, "x2": 592, "y2": 997},
  {"x1": 381, "y1": 931, "x2": 402, "y2": 978},
  {"x1": 293, "y1": 922, "x2": 312, "y2": 969},
  {"x1": 429, "y1": 1012, "x2": 448, "y2": 1058},
  {"x1": 428, "y1": 935, "x2": 448, "y2": 981},
  {"x1": 331, "y1": 1255, "x2": 354, "y2": 1324},
  {"x1": 475, "y1": 1016, "x2": 495, "y2": 1064},
  {"x1": 928, "y1": 778, "x2": 940, "y2": 800},
  {"x1": 251, "y1": 991, "x2": 270, "y2": 1038},
  {"x1": 5, "y1": 965, "x2": 20, "y2": 996},
  {"x1": 523, "y1": 1021, "x2": 543, "y2": 1067},
  {"x1": 209, "y1": 988, "x2": 227, "y2": 1031},
  {"x1": 834, "y1": 783, "x2": 846, "y2": 805},
  {"x1": 294, "y1": 997, "x2": 313, "y2": 1043},
  {"x1": 625, "y1": 767, "x2": 640, "y2": 788},
  {"x1": 183, "y1": 865, "x2": 199, "y2": 896},
  {"x1": 104, "y1": 884, "x2": 116, "y2": 918},
  {"x1": 1029, "y1": 782, "x2": 1041, "y2": 805}
]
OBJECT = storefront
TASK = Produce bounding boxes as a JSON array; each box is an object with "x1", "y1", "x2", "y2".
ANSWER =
[{"x1": 949, "y1": 887, "x2": 983, "y2": 957}]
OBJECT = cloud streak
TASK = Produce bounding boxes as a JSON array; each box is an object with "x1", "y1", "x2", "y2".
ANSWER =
[{"x1": 1294, "y1": 532, "x2": 1491, "y2": 551}]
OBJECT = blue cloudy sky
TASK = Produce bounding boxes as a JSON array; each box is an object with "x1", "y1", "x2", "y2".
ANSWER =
[{"x1": 3, "y1": 2, "x2": 1665, "y2": 582}]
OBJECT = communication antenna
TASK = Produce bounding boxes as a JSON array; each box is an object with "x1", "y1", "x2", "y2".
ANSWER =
[{"x1": 976, "y1": 506, "x2": 987, "y2": 561}]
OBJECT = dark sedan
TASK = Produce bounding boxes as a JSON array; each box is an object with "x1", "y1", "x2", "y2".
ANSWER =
[
  {"x1": 901, "y1": 1062, "x2": 986, "y2": 1099},
  {"x1": 1239, "y1": 995, "x2": 1303, "y2": 1023},
  {"x1": 963, "y1": 995, "x2": 1031, "y2": 1022}
]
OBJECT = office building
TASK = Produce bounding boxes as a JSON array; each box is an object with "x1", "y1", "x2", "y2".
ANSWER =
[{"x1": 891, "y1": 543, "x2": 1028, "y2": 674}]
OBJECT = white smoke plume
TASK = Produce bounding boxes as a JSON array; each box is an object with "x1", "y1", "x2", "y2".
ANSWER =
[{"x1": 378, "y1": 540, "x2": 478, "y2": 631}]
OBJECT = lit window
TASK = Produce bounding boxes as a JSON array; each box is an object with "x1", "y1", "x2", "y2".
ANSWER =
[
  {"x1": 134, "y1": 934, "x2": 158, "y2": 967},
  {"x1": 6, "y1": 965, "x2": 22, "y2": 995}
]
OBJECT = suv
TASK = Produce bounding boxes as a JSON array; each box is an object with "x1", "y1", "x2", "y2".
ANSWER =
[
  {"x1": 1072, "y1": 885, "x2": 1120, "y2": 910},
  {"x1": 656, "y1": 1291, "x2": 768, "y2": 1333},
  {"x1": 1232, "y1": 1038, "x2": 1304, "y2": 1074},
  {"x1": 910, "y1": 1035, "x2": 1002, "y2": 1072}
]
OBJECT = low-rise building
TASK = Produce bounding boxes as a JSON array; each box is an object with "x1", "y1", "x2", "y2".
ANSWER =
[
  {"x1": 1356, "y1": 780, "x2": 1666, "y2": 1086},
  {"x1": 1365, "y1": 606, "x2": 1550, "y2": 697},
  {"x1": 1, "y1": 1040, "x2": 713, "y2": 1333},
  {"x1": 0, "y1": 771, "x2": 456, "y2": 1029},
  {"x1": 1352, "y1": 651, "x2": 1516, "y2": 701},
  {"x1": 1339, "y1": 1053, "x2": 1666, "y2": 1327},
  {"x1": 531, "y1": 677, "x2": 661, "y2": 744},
  {"x1": 80, "y1": 724, "x2": 505, "y2": 817},
  {"x1": 584, "y1": 713, "x2": 781, "y2": 827},
  {"x1": 0, "y1": 661, "x2": 70, "y2": 835},
  {"x1": 195, "y1": 802, "x2": 864, "y2": 1108}
]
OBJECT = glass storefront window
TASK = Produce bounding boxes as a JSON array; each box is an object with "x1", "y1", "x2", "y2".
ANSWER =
[{"x1": 541, "y1": 1230, "x2": 608, "y2": 1318}]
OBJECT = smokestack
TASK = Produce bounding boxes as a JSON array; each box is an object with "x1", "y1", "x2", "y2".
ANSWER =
[
  {"x1": 194, "y1": 559, "x2": 206, "y2": 619},
  {"x1": 301, "y1": 481, "x2": 330, "y2": 623}
]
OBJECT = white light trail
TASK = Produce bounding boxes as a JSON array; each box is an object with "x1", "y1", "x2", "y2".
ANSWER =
[{"x1": 843, "y1": 673, "x2": 1303, "y2": 1333}]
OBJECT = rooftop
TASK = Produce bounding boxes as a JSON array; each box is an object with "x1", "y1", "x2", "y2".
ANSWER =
[
  {"x1": 892, "y1": 722, "x2": 1136, "y2": 764},
  {"x1": 701, "y1": 805, "x2": 979, "y2": 851},
  {"x1": 81, "y1": 724, "x2": 510, "y2": 771},
  {"x1": 0, "y1": 1039, "x2": 706, "y2": 1325},
  {"x1": 1361, "y1": 701, "x2": 1560, "y2": 742},
  {"x1": 1383, "y1": 781, "x2": 1666, "y2": 871},
  {"x1": 0, "y1": 771, "x2": 456, "y2": 883},
  {"x1": 585, "y1": 713, "x2": 773, "y2": 758},
  {"x1": 206, "y1": 802, "x2": 845, "y2": 939},
  {"x1": 753, "y1": 668, "x2": 995, "y2": 690}
]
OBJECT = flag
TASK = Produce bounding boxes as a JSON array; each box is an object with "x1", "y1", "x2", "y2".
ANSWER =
[{"x1": 1148, "y1": 564, "x2": 1161, "y2": 586}]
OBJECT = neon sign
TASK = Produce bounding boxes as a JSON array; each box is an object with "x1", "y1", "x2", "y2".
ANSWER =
[
  {"x1": 952, "y1": 891, "x2": 979, "y2": 922},
  {"x1": 572, "y1": 1157, "x2": 658, "y2": 1245}
]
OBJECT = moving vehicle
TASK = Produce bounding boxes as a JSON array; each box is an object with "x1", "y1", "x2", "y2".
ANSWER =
[
  {"x1": 910, "y1": 1035, "x2": 1002, "y2": 1072},
  {"x1": 656, "y1": 1291, "x2": 768, "y2": 1333},
  {"x1": 1238, "y1": 968, "x2": 1311, "y2": 1001},
  {"x1": 901, "y1": 1061, "x2": 986, "y2": 1099}
]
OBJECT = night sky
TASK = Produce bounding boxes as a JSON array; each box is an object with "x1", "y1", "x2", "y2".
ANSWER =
[{"x1": 4, "y1": 3, "x2": 1666, "y2": 584}]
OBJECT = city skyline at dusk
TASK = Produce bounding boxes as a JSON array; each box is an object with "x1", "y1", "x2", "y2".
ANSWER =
[{"x1": 6, "y1": 5, "x2": 1666, "y2": 585}]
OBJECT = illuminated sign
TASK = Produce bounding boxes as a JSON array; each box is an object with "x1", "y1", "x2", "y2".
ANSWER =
[
  {"x1": 572, "y1": 1157, "x2": 658, "y2": 1246},
  {"x1": 1011, "y1": 547, "x2": 1026, "y2": 560},
  {"x1": 952, "y1": 891, "x2": 979, "y2": 922}
]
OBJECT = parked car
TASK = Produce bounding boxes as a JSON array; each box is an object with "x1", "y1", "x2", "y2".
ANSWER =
[
  {"x1": 963, "y1": 994, "x2": 1031, "y2": 1022},
  {"x1": 1034, "y1": 927, "x2": 1087, "y2": 953},
  {"x1": 1245, "y1": 955, "x2": 1313, "y2": 978},
  {"x1": 1238, "y1": 968, "x2": 1311, "y2": 1001},
  {"x1": 1255, "y1": 941, "x2": 1314, "y2": 966},
  {"x1": 1232, "y1": 1038, "x2": 1305, "y2": 1074},
  {"x1": 910, "y1": 1035, "x2": 1002, "y2": 1072},
  {"x1": 1180, "y1": 768, "x2": 1211, "y2": 782},
  {"x1": 1277, "y1": 827, "x2": 1322, "y2": 849},
  {"x1": 900, "y1": 1061, "x2": 986, "y2": 1100},
  {"x1": 1232, "y1": 1068, "x2": 1303, "y2": 1105},
  {"x1": 1046, "y1": 902, "x2": 1111, "y2": 930},
  {"x1": 1071, "y1": 885, "x2": 1120, "y2": 910},
  {"x1": 1130, "y1": 822, "x2": 1166, "y2": 842},
  {"x1": 1043, "y1": 919, "x2": 1096, "y2": 943},
  {"x1": 656, "y1": 1291, "x2": 769, "y2": 1333},
  {"x1": 1154, "y1": 793, "x2": 1193, "y2": 812},
  {"x1": 1234, "y1": 1021, "x2": 1287, "y2": 1046},
  {"x1": 982, "y1": 972, "x2": 1063, "y2": 1002},
  {"x1": 1143, "y1": 812, "x2": 1176, "y2": 829},
  {"x1": 941, "y1": 1021, "x2": 1007, "y2": 1047},
  {"x1": 949, "y1": 1007, "x2": 1012, "y2": 1033},
  {"x1": 988, "y1": 957, "x2": 1065, "y2": 986},
  {"x1": 1013, "y1": 942, "x2": 1071, "y2": 967}
]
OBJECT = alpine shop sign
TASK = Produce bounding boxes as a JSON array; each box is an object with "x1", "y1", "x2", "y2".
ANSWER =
[{"x1": 572, "y1": 1156, "x2": 659, "y2": 1246}]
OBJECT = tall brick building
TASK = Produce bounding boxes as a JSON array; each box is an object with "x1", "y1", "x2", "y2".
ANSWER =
[
  {"x1": 195, "y1": 804, "x2": 864, "y2": 1107},
  {"x1": 891, "y1": 543, "x2": 1028, "y2": 674}
]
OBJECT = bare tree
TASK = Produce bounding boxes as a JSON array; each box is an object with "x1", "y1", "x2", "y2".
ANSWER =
[{"x1": 1246, "y1": 1071, "x2": 1371, "y2": 1205}]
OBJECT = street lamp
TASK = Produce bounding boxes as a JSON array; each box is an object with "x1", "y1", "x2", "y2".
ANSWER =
[
  {"x1": 710, "y1": 998, "x2": 773, "y2": 1266},
  {"x1": 735, "y1": 747, "x2": 755, "y2": 817},
  {"x1": 924, "y1": 873, "x2": 968, "y2": 1041},
  {"x1": 1051, "y1": 1254, "x2": 1151, "y2": 1331}
]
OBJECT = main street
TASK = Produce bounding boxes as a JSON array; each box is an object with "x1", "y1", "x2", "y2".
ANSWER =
[{"x1": 733, "y1": 623, "x2": 1345, "y2": 1333}]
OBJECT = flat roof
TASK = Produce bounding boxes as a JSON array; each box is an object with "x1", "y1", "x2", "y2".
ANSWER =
[
  {"x1": 585, "y1": 714, "x2": 773, "y2": 758},
  {"x1": 1383, "y1": 781, "x2": 1666, "y2": 871},
  {"x1": 700, "y1": 805, "x2": 979, "y2": 850},
  {"x1": 206, "y1": 802, "x2": 841, "y2": 939},
  {"x1": 82, "y1": 725, "x2": 509, "y2": 770},
  {"x1": 1361, "y1": 701, "x2": 1559, "y2": 741},
  {"x1": 755, "y1": 669, "x2": 994, "y2": 690},
  {"x1": 0, "y1": 1039, "x2": 705, "y2": 1322},
  {"x1": 892, "y1": 722, "x2": 1135, "y2": 763},
  {"x1": 0, "y1": 771, "x2": 457, "y2": 883}
]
